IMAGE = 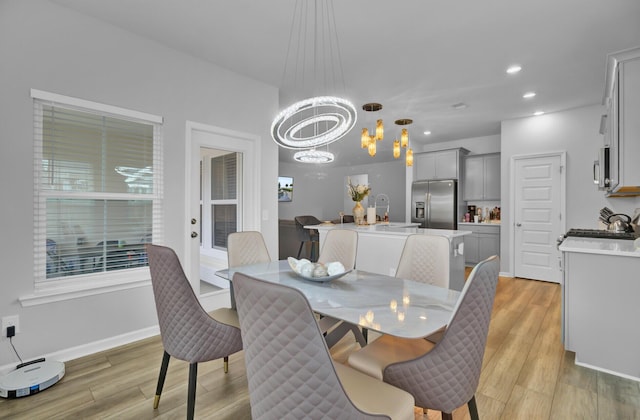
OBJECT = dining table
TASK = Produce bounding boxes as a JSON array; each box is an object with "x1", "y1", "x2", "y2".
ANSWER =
[{"x1": 216, "y1": 260, "x2": 461, "y2": 340}]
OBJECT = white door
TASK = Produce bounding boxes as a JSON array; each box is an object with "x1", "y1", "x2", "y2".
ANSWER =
[
  {"x1": 185, "y1": 122, "x2": 260, "y2": 293},
  {"x1": 513, "y1": 153, "x2": 565, "y2": 283}
]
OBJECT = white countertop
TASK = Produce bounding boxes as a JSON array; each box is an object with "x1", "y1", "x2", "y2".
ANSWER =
[
  {"x1": 559, "y1": 237, "x2": 640, "y2": 257},
  {"x1": 458, "y1": 221, "x2": 501, "y2": 227},
  {"x1": 307, "y1": 222, "x2": 471, "y2": 239}
]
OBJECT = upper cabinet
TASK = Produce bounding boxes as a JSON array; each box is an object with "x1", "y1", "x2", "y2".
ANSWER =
[
  {"x1": 463, "y1": 153, "x2": 501, "y2": 201},
  {"x1": 414, "y1": 148, "x2": 468, "y2": 181},
  {"x1": 601, "y1": 47, "x2": 640, "y2": 197}
]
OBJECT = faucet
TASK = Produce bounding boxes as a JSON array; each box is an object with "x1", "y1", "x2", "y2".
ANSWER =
[{"x1": 375, "y1": 194, "x2": 390, "y2": 221}]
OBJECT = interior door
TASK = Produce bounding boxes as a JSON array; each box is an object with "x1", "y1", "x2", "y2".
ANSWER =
[
  {"x1": 186, "y1": 122, "x2": 260, "y2": 294},
  {"x1": 514, "y1": 154, "x2": 564, "y2": 283}
]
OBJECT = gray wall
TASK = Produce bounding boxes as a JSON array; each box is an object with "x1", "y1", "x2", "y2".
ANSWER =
[
  {"x1": 278, "y1": 160, "x2": 407, "y2": 222},
  {"x1": 500, "y1": 104, "x2": 640, "y2": 275},
  {"x1": 0, "y1": 1, "x2": 278, "y2": 367}
]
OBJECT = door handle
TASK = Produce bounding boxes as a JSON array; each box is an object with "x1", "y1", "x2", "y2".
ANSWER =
[
  {"x1": 191, "y1": 231, "x2": 198, "y2": 238},
  {"x1": 516, "y1": 223, "x2": 522, "y2": 227}
]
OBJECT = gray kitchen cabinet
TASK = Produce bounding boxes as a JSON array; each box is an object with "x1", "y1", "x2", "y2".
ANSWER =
[
  {"x1": 601, "y1": 47, "x2": 640, "y2": 197},
  {"x1": 414, "y1": 148, "x2": 468, "y2": 180},
  {"x1": 463, "y1": 153, "x2": 500, "y2": 201},
  {"x1": 460, "y1": 223, "x2": 500, "y2": 265},
  {"x1": 561, "y1": 243, "x2": 640, "y2": 380}
]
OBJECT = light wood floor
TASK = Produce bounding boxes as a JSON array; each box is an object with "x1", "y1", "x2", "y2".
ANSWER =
[{"x1": 2, "y1": 275, "x2": 639, "y2": 419}]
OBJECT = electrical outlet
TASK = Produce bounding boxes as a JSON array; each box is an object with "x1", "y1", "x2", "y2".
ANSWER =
[{"x1": 2, "y1": 315, "x2": 20, "y2": 337}]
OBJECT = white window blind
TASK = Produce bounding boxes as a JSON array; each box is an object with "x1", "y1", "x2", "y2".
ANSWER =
[
  {"x1": 210, "y1": 153, "x2": 238, "y2": 249},
  {"x1": 32, "y1": 91, "x2": 163, "y2": 283}
]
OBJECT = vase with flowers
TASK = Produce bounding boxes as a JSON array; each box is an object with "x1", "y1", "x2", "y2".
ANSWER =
[{"x1": 347, "y1": 178, "x2": 371, "y2": 225}]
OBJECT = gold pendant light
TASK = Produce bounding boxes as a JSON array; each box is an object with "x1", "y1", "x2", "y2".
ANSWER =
[
  {"x1": 375, "y1": 118, "x2": 384, "y2": 141},
  {"x1": 361, "y1": 128, "x2": 369, "y2": 148},
  {"x1": 401, "y1": 128, "x2": 409, "y2": 148},
  {"x1": 406, "y1": 147, "x2": 414, "y2": 166},
  {"x1": 394, "y1": 119, "x2": 413, "y2": 166},
  {"x1": 368, "y1": 135, "x2": 376, "y2": 156},
  {"x1": 361, "y1": 103, "x2": 383, "y2": 154}
]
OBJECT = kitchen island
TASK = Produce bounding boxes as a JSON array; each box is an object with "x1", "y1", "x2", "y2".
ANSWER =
[
  {"x1": 559, "y1": 236, "x2": 640, "y2": 381},
  {"x1": 308, "y1": 222, "x2": 471, "y2": 291}
]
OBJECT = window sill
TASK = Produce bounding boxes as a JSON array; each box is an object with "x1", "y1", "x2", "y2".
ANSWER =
[{"x1": 19, "y1": 268, "x2": 151, "y2": 307}]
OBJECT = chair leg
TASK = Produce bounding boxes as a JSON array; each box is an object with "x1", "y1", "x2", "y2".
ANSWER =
[
  {"x1": 153, "y1": 351, "x2": 171, "y2": 409},
  {"x1": 187, "y1": 363, "x2": 198, "y2": 420},
  {"x1": 297, "y1": 242, "x2": 304, "y2": 259},
  {"x1": 468, "y1": 395, "x2": 480, "y2": 420},
  {"x1": 224, "y1": 356, "x2": 229, "y2": 373},
  {"x1": 441, "y1": 412, "x2": 453, "y2": 420}
]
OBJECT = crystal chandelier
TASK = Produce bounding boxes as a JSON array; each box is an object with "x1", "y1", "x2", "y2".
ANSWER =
[
  {"x1": 271, "y1": 0, "x2": 356, "y2": 163},
  {"x1": 293, "y1": 149, "x2": 335, "y2": 163}
]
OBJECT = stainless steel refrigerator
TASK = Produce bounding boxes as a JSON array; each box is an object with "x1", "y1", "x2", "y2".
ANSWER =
[{"x1": 411, "y1": 180, "x2": 457, "y2": 229}]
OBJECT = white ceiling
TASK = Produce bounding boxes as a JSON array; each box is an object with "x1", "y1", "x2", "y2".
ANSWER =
[{"x1": 53, "y1": 0, "x2": 640, "y2": 166}]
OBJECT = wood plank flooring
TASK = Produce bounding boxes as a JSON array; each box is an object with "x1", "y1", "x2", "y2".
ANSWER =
[{"x1": 2, "y1": 275, "x2": 639, "y2": 419}]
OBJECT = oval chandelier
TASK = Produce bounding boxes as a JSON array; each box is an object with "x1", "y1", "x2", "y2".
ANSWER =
[
  {"x1": 271, "y1": 96, "x2": 356, "y2": 149},
  {"x1": 271, "y1": 0, "x2": 356, "y2": 159},
  {"x1": 293, "y1": 149, "x2": 335, "y2": 163}
]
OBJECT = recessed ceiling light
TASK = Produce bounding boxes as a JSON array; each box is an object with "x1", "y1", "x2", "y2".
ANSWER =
[
  {"x1": 534, "y1": 111, "x2": 544, "y2": 116},
  {"x1": 523, "y1": 92, "x2": 536, "y2": 99},
  {"x1": 506, "y1": 65, "x2": 522, "y2": 74},
  {"x1": 452, "y1": 102, "x2": 468, "y2": 110},
  {"x1": 424, "y1": 131, "x2": 431, "y2": 135}
]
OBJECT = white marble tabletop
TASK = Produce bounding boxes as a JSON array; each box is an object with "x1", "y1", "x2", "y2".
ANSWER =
[
  {"x1": 559, "y1": 237, "x2": 640, "y2": 257},
  {"x1": 220, "y1": 260, "x2": 461, "y2": 339}
]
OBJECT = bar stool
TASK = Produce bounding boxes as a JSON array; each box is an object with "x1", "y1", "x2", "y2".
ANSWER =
[{"x1": 294, "y1": 215, "x2": 321, "y2": 261}]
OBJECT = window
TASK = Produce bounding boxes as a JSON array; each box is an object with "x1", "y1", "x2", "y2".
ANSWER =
[
  {"x1": 32, "y1": 90, "x2": 163, "y2": 287},
  {"x1": 199, "y1": 150, "x2": 240, "y2": 254}
]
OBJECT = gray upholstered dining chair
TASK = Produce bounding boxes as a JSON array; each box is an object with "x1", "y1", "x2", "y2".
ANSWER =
[
  {"x1": 146, "y1": 244, "x2": 243, "y2": 420},
  {"x1": 294, "y1": 215, "x2": 321, "y2": 261},
  {"x1": 227, "y1": 231, "x2": 271, "y2": 267},
  {"x1": 395, "y1": 234, "x2": 451, "y2": 343},
  {"x1": 316, "y1": 229, "x2": 367, "y2": 347},
  {"x1": 396, "y1": 234, "x2": 450, "y2": 288},
  {"x1": 317, "y1": 228, "x2": 358, "y2": 269},
  {"x1": 347, "y1": 256, "x2": 500, "y2": 420},
  {"x1": 232, "y1": 271, "x2": 416, "y2": 420}
]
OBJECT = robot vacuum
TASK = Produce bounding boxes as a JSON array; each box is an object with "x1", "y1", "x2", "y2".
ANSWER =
[{"x1": 0, "y1": 359, "x2": 65, "y2": 398}]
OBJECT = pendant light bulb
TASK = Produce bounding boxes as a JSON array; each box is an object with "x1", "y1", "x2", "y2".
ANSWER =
[
  {"x1": 368, "y1": 135, "x2": 376, "y2": 157},
  {"x1": 393, "y1": 140, "x2": 400, "y2": 158},
  {"x1": 361, "y1": 128, "x2": 369, "y2": 148},
  {"x1": 375, "y1": 119, "x2": 384, "y2": 141},
  {"x1": 406, "y1": 148, "x2": 414, "y2": 167},
  {"x1": 401, "y1": 128, "x2": 409, "y2": 148}
]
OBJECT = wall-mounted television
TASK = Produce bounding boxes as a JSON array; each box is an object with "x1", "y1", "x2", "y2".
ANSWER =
[{"x1": 278, "y1": 176, "x2": 294, "y2": 202}]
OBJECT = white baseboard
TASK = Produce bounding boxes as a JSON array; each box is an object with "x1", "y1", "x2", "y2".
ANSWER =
[
  {"x1": 0, "y1": 325, "x2": 159, "y2": 376},
  {"x1": 574, "y1": 357, "x2": 640, "y2": 383},
  {"x1": 0, "y1": 289, "x2": 232, "y2": 376}
]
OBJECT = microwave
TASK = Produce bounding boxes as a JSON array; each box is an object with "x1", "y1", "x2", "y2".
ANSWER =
[{"x1": 593, "y1": 147, "x2": 610, "y2": 190}]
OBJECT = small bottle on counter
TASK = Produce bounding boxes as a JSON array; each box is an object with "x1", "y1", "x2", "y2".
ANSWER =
[{"x1": 384, "y1": 211, "x2": 389, "y2": 222}]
